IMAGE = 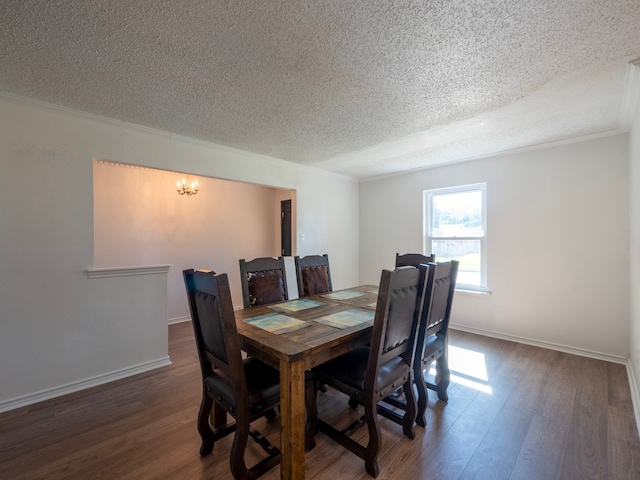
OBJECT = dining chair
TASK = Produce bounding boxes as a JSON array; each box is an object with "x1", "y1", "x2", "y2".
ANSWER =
[
  {"x1": 382, "y1": 260, "x2": 458, "y2": 428},
  {"x1": 395, "y1": 252, "x2": 435, "y2": 267},
  {"x1": 294, "y1": 254, "x2": 333, "y2": 297},
  {"x1": 183, "y1": 269, "x2": 281, "y2": 480},
  {"x1": 239, "y1": 256, "x2": 289, "y2": 308},
  {"x1": 305, "y1": 265, "x2": 429, "y2": 478}
]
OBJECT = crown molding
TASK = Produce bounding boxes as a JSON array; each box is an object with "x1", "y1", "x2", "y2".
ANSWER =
[
  {"x1": 361, "y1": 129, "x2": 625, "y2": 183},
  {"x1": 0, "y1": 91, "x2": 353, "y2": 182}
]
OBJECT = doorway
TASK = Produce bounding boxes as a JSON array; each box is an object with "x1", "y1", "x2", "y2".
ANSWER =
[{"x1": 281, "y1": 199, "x2": 292, "y2": 256}]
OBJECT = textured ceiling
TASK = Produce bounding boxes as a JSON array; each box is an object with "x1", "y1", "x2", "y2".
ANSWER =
[{"x1": 2, "y1": 1, "x2": 640, "y2": 179}]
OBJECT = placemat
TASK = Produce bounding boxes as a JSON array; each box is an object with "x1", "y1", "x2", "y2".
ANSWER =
[
  {"x1": 322, "y1": 290, "x2": 366, "y2": 301},
  {"x1": 315, "y1": 309, "x2": 375, "y2": 329},
  {"x1": 243, "y1": 313, "x2": 309, "y2": 334},
  {"x1": 268, "y1": 298, "x2": 325, "y2": 312}
]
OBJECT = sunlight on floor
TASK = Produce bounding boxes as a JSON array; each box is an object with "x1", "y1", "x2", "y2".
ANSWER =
[{"x1": 428, "y1": 344, "x2": 493, "y2": 394}]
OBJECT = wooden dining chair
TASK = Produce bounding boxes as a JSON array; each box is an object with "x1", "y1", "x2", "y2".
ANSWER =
[
  {"x1": 305, "y1": 265, "x2": 429, "y2": 478},
  {"x1": 382, "y1": 260, "x2": 458, "y2": 428},
  {"x1": 294, "y1": 254, "x2": 333, "y2": 297},
  {"x1": 395, "y1": 252, "x2": 435, "y2": 267},
  {"x1": 183, "y1": 269, "x2": 281, "y2": 480},
  {"x1": 239, "y1": 256, "x2": 289, "y2": 308}
]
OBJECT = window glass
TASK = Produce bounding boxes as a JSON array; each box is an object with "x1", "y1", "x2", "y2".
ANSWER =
[
  {"x1": 425, "y1": 184, "x2": 486, "y2": 291},
  {"x1": 431, "y1": 239, "x2": 481, "y2": 286},
  {"x1": 432, "y1": 190, "x2": 483, "y2": 237}
]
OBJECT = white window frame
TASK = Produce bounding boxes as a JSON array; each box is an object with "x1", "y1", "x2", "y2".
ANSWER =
[{"x1": 423, "y1": 183, "x2": 487, "y2": 292}]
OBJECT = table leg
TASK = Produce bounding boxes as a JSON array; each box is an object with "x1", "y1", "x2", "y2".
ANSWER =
[{"x1": 279, "y1": 358, "x2": 306, "y2": 480}]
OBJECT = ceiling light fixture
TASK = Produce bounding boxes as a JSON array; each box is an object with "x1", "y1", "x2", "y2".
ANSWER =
[{"x1": 176, "y1": 177, "x2": 199, "y2": 196}]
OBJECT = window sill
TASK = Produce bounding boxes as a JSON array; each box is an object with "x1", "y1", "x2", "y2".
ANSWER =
[{"x1": 455, "y1": 288, "x2": 491, "y2": 297}]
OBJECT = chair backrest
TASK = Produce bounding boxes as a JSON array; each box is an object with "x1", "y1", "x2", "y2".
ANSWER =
[
  {"x1": 366, "y1": 265, "x2": 429, "y2": 390},
  {"x1": 294, "y1": 254, "x2": 333, "y2": 297},
  {"x1": 183, "y1": 269, "x2": 246, "y2": 389},
  {"x1": 239, "y1": 257, "x2": 289, "y2": 308},
  {"x1": 395, "y1": 252, "x2": 436, "y2": 267},
  {"x1": 419, "y1": 260, "x2": 458, "y2": 342}
]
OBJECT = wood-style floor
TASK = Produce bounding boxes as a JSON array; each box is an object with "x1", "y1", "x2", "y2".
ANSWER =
[{"x1": 1, "y1": 322, "x2": 639, "y2": 480}]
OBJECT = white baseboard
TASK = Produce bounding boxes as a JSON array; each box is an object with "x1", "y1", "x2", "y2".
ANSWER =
[
  {"x1": 0, "y1": 356, "x2": 171, "y2": 414},
  {"x1": 627, "y1": 361, "x2": 640, "y2": 437},
  {"x1": 168, "y1": 315, "x2": 190, "y2": 325},
  {"x1": 450, "y1": 323, "x2": 628, "y2": 365}
]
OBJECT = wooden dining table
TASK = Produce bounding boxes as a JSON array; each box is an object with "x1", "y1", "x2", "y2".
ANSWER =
[{"x1": 234, "y1": 285, "x2": 379, "y2": 480}]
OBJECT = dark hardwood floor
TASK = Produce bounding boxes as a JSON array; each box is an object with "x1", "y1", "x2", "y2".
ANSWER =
[{"x1": 1, "y1": 322, "x2": 639, "y2": 479}]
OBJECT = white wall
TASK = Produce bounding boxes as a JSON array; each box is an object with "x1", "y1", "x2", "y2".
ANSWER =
[
  {"x1": 94, "y1": 162, "x2": 292, "y2": 318},
  {"x1": 630, "y1": 97, "x2": 640, "y2": 402},
  {"x1": 360, "y1": 134, "x2": 630, "y2": 359},
  {"x1": 0, "y1": 93, "x2": 359, "y2": 411}
]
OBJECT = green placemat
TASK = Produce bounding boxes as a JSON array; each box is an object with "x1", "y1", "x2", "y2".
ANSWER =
[
  {"x1": 315, "y1": 309, "x2": 375, "y2": 329},
  {"x1": 243, "y1": 313, "x2": 309, "y2": 334},
  {"x1": 322, "y1": 290, "x2": 366, "y2": 301},
  {"x1": 268, "y1": 298, "x2": 324, "y2": 312}
]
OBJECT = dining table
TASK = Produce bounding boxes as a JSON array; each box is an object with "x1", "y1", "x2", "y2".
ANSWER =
[{"x1": 234, "y1": 284, "x2": 379, "y2": 480}]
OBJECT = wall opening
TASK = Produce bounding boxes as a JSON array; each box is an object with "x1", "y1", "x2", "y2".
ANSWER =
[{"x1": 93, "y1": 160, "x2": 296, "y2": 318}]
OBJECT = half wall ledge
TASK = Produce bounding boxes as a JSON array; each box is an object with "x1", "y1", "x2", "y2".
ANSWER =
[{"x1": 87, "y1": 264, "x2": 172, "y2": 278}]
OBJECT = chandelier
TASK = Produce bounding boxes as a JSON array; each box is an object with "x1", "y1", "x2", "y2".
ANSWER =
[{"x1": 176, "y1": 177, "x2": 199, "y2": 196}]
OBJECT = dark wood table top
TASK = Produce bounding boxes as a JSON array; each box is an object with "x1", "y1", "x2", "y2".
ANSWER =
[{"x1": 235, "y1": 284, "x2": 378, "y2": 370}]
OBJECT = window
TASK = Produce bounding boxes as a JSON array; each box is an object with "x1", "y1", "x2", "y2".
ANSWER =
[{"x1": 424, "y1": 183, "x2": 486, "y2": 291}]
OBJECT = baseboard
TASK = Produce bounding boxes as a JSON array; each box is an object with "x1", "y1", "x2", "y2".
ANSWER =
[
  {"x1": 627, "y1": 361, "x2": 640, "y2": 437},
  {"x1": 168, "y1": 315, "x2": 190, "y2": 325},
  {"x1": 0, "y1": 356, "x2": 171, "y2": 414},
  {"x1": 450, "y1": 323, "x2": 628, "y2": 365}
]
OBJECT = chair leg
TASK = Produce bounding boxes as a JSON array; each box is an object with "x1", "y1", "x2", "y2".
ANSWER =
[
  {"x1": 230, "y1": 413, "x2": 251, "y2": 480},
  {"x1": 401, "y1": 377, "x2": 417, "y2": 439},
  {"x1": 198, "y1": 391, "x2": 215, "y2": 456},
  {"x1": 435, "y1": 355, "x2": 451, "y2": 402},
  {"x1": 363, "y1": 397, "x2": 381, "y2": 478},
  {"x1": 415, "y1": 362, "x2": 429, "y2": 428},
  {"x1": 305, "y1": 378, "x2": 319, "y2": 451},
  {"x1": 213, "y1": 402, "x2": 227, "y2": 428}
]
